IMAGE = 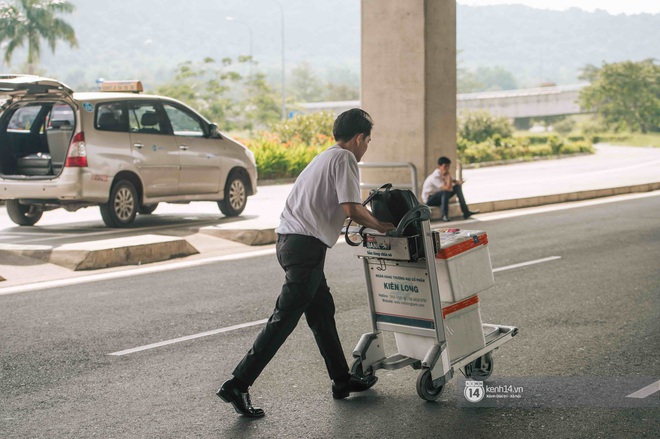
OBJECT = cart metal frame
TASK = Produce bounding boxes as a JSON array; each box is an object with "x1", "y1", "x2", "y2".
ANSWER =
[{"x1": 351, "y1": 205, "x2": 518, "y2": 400}]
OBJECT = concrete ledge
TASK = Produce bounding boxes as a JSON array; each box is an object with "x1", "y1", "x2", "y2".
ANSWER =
[
  {"x1": 0, "y1": 234, "x2": 199, "y2": 271},
  {"x1": 199, "y1": 226, "x2": 277, "y2": 246},
  {"x1": 429, "y1": 183, "x2": 660, "y2": 220}
]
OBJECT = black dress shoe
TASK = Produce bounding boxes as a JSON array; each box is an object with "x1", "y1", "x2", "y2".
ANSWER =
[
  {"x1": 463, "y1": 210, "x2": 479, "y2": 219},
  {"x1": 332, "y1": 374, "x2": 378, "y2": 399},
  {"x1": 216, "y1": 380, "x2": 265, "y2": 418}
]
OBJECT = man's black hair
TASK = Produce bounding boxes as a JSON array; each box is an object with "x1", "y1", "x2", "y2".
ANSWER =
[
  {"x1": 333, "y1": 108, "x2": 373, "y2": 142},
  {"x1": 438, "y1": 156, "x2": 451, "y2": 166}
]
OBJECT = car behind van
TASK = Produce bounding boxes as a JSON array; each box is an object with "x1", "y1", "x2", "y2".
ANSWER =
[{"x1": 0, "y1": 75, "x2": 257, "y2": 227}]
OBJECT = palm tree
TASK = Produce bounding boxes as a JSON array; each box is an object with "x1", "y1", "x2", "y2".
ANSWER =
[{"x1": 0, "y1": 0, "x2": 78, "y2": 74}]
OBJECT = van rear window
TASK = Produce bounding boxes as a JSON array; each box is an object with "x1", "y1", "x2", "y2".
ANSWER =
[{"x1": 7, "y1": 105, "x2": 41, "y2": 132}]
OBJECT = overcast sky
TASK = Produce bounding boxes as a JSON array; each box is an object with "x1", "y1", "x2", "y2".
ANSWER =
[{"x1": 458, "y1": 0, "x2": 660, "y2": 15}]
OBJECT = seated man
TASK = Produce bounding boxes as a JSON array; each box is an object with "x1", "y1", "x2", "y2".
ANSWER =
[{"x1": 421, "y1": 156, "x2": 478, "y2": 222}]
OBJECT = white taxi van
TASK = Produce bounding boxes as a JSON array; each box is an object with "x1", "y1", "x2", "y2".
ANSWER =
[{"x1": 0, "y1": 75, "x2": 257, "y2": 227}]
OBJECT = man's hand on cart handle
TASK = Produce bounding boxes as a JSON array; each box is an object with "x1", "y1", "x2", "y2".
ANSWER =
[{"x1": 342, "y1": 203, "x2": 396, "y2": 234}]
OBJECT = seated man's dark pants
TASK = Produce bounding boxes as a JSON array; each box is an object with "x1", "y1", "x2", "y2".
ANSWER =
[
  {"x1": 233, "y1": 234, "x2": 349, "y2": 386},
  {"x1": 426, "y1": 184, "x2": 470, "y2": 217}
]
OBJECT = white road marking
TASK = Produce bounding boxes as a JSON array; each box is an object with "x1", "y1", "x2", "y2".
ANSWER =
[
  {"x1": 0, "y1": 248, "x2": 277, "y2": 296},
  {"x1": 108, "y1": 255, "x2": 561, "y2": 356},
  {"x1": 109, "y1": 319, "x2": 269, "y2": 356},
  {"x1": 626, "y1": 380, "x2": 660, "y2": 399},
  {"x1": 493, "y1": 256, "x2": 562, "y2": 272}
]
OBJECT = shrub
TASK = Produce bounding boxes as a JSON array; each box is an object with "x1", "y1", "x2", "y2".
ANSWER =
[
  {"x1": 461, "y1": 141, "x2": 501, "y2": 164},
  {"x1": 552, "y1": 117, "x2": 576, "y2": 134},
  {"x1": 527, "y1": 144, "x2": 553, "y2": 157},
  {"x1": 243, "y1": 131, "x2": 333, "y2": 180},
  {"x1": 517, "y1": 133, "x2": 551, "y2": 145},
  {"x1": 458, "y1": 110, "x2": 513, "y2": 143},
  {"x1": 268, "y1": 111, "x2": 335, "y2": 144},
  {"x1": 548, "y1": 135, "x2": 564, "y2": 154},
  {"x1": 560, "y1": 141, "x2": 594, "y2": 154}
]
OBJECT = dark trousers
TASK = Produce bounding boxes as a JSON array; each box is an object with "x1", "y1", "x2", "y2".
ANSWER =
[
  {"x1": 232, "y1": 234, "x2": 349, "y2": 386},
  {"x1": 426, "y1": 184, "x2": 469, "y2": 217}
]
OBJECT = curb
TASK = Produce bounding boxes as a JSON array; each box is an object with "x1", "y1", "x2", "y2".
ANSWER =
[
  {"x1": 430, "y1": 183, "x2": 660, "y2": 220},
  {"x1": 0, "y1": 235, "x2": 199, "y2": 271},
  {"x1": 199, "y1": 226, "x2": 277, "y2": 246}
]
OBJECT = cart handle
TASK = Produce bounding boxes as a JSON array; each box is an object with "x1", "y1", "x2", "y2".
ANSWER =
[{"x1": 387, "y1": 205, "x2": 431, "y2": 237}]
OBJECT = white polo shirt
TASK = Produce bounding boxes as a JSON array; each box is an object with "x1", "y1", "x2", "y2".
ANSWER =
[{"x1": 276, "y1": 144, "x2": 362, "y2": 247}]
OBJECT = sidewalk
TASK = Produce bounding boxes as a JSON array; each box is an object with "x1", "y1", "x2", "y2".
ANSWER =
[
  {"x1": 218, "y1": 143, "x2": 660, "y2": 229},
  {"x1": 1, "y1": 144, "x2": 659, "y2": 287}
]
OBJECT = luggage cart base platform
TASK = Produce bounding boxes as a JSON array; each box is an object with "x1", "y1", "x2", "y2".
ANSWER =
[{"x1": 352, "y1": 323, "x2": 518, "y2": 401}]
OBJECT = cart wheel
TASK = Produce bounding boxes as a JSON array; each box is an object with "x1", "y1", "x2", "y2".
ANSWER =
[
  {"x1": 350, "y1": 358, "x2": 374, "y2": 378},
  {"x1": 469, "y1": 353, "x2": 494, "y2": 381},
  {"x1": 416, "y1": 369, "x2": 444, "y2": 401}
]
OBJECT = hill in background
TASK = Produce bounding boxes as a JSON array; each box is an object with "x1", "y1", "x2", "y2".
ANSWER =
[{"x1": 1, "y1": 0, "x2": 658, "y2": 92}]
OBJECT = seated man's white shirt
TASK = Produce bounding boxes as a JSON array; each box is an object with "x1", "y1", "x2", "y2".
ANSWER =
[{"x1": 421, "y1": 168, "x2": 443, "y2": 204}]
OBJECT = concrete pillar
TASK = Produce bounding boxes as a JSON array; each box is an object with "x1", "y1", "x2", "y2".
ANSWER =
[{"x1": 361, "y1": 0, "x2": 457, "y2": 198}]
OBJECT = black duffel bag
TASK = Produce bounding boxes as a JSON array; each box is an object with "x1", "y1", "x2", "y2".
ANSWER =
[{"x1": 345, "y1": 183, "x2": 421, "y2": 246}]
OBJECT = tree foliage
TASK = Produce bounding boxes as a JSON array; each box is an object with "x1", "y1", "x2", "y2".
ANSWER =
[
  {"x1": 289, "y1": 61, "x2": 324, "y2": 103},
  {"x1": 579, "y1": 59, "x2": 660, "y2": 133},
  {"x1": 0, "y1": 0, "x2": 77, "y2": 74},
  {"x1": 154, "y1": 57, "x2": 281, "y2": 131}
]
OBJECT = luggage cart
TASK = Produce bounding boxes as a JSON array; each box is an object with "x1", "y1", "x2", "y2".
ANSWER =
[{"x1": 351, "y1": 205, "x2": 518, "y2": 401}]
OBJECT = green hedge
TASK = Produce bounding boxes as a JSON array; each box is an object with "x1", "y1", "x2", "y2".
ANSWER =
[
  {"x1": 243, "y1": 131, "x2": 333, "y2": 180},
  {"x1": 458, "y1": 135, "x2": 594, "y2": 164},
  {"x1": 239, "y1": 112, "x2": 597, "y2": 180}
]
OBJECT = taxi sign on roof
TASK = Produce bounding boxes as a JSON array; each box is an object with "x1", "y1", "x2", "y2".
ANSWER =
[{"x1": 100, "y1": 80, "x2": 143, "y2": 93}]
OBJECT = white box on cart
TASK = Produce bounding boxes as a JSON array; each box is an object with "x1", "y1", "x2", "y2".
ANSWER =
[
  {"x1": 434, "y1": 229, "x2": 494, "y2": 303},
  {"x1": 394, "y1": 295, "x2": 486, "y2": 362}
]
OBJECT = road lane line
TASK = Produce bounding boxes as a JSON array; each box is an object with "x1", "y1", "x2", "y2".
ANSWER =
[
  {"x1": 108, "y1": 255, "x2": 561, "y2": 356},
  {"x1": 493, "y1": 256, "x2": 562, "y2": 272},
  {"x1": 626, "y1": 380, "x2": 660, "y2": 399},
  {"x1": 109, "y1": 318, "x2": 269, "y2": 356}
]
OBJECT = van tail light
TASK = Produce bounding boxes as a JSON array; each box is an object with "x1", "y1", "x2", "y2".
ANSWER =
[{"x1": 65, "y1": 132, "x2": 88, "y2": 167}]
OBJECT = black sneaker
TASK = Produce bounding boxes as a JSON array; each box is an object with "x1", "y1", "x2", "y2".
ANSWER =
[{"x1": 332, "y1": 374, "x2": 378, "y2": 399}]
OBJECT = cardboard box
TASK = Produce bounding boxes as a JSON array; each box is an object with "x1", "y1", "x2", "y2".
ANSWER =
[
  {"x1": 394, "y1": 295, "x2": 486, "y2": 363},
  {"x1": 434, "y1": 229, "x2": 494, "y2": 303}
]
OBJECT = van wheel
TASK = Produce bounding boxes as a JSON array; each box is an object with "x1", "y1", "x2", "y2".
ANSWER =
[
  {"x1": 6, "y1": 200, "x2": 43, "y2": 226},
  {"x1": 139, "y1": 203, "x2": 159, "y2": 215},
  {"x1": 100, "y1": 180, "x2": 138, "y2": 227},
  {"x1": 218, "y1": 172, "x2": 248, "y2": 216}
]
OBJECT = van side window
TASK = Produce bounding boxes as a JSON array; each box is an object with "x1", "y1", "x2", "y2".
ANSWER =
[
  {"x1": 128, "y1": 102, "x2": 166, "y2": 134},
  {"x1": 163, "y1": 103, "x2": 205, "y2": 137},
  {"x1": 95, "y1": 102, "x2": 127, "y2": 132}
]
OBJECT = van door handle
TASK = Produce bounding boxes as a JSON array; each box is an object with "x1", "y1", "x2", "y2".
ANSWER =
[
  {"x1": 134, "y1": 143, "x2": 143, "y2": 149},
  {"x1": 179, "y1": 145, "x2": 188, "y2": 151}
]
